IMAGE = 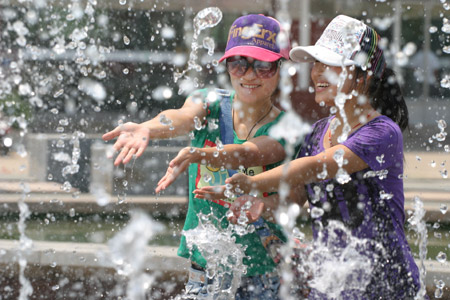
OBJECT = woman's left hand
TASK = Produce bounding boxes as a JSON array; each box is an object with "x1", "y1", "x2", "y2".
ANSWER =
[
  {"x1": 228, "y1": 195, "x2": 264, "y2": 224},
  {"x1": 193, "y1": 185, "x2": 226, "y2": 200},
  {"x1": 155, "y1": 147, "x2": 198, "y2": 193}
]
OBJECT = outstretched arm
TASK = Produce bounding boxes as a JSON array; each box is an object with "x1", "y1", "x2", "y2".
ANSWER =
[
  {"x1": 226, "y1": 144, "x2": 368, "y2": 194},
  {"x1": 155, "y1": 136, "x2": 286, "y2": 192},
  {"x1": 102, "y1": 96, "x2": 206, "y2": 166}
]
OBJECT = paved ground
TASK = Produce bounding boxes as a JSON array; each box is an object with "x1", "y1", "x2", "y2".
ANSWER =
[{"x1": 0, "y1": 239, "x2": 447, "y2": 291}]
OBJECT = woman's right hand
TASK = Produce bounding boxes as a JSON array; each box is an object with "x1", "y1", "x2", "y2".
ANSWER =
[
  {"x1": 225, "y1": 173, "x2": 254, "y2": 194},
  {"x1": 102, "y1": 122, "x2": 150, "y2": 166}
]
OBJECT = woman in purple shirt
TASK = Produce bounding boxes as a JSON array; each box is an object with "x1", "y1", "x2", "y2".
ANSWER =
[{"x1": 225, "y1": 15, "x2": 421, "y2": 298}]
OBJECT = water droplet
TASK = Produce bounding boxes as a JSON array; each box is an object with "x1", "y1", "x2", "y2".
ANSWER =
[
  {"x1": 123, "y1": 35, "x2": 130, "y2": 45},
  {"x1": 376, "y1": 154, "x2": 385, "y2": 165},
  {"x1": 161, "y1": 26, "x2": 176, "y2": 39},
  {"x1": 123, "y1": 180, "x2": 128, "y2": 187},
  {"x1": 208, "y1": 119, "x2": 219, "y2": 130},
  {"x1": 216, "y1": 139, "x2": 224, "y2": 151},
  {"x1": 193, "y1": 7, "x2": 223, "y2": 32},
  {"x1": 440, "y1": 169, "x2": 448, "y2": 179},
  {"x1": 430, "y1": 160, "x2": 436, "y2": 168},
  {"x1": 333, "y1": 149, "x2": 345, "y2": 166},
  {"x1": 69, "y1": 208, "x2": 75, "y2": 217},
  {"x1": 435, "y1": 279, "x2": 445, "y2": 290},
  {"x1": 223, "y1": 188, "x2": 233, "y2": 199},
  {"x1": 395, "y1": 51, "x2": 408, "y2": 67},
  {"x1": 441, "y1": 75, "x2": 450, "y2": 89},
  {"x1": 380, "y1": 191, "x2": 393, "y2": 200},
  {"x1": 203, "y1": 173, "x2": 212, "y2": 182},
  {"x1": 119, "y1": 0, "x2": 126, "y2": 5},
  {"x1": 123, "y1": 68, "x2": 129, "y2": 75},
  {"x1": 53, "y1": 89, "x2": 64, "y2": 98},
  {"x1": 336, "y1": 168, "x2": 351, "y2": 184},
  {"x1": 159, "y1": 114, "x2": 172, "y2": 126},
  {"x1": 416, "y1": 155, "x2": 422, "y2": 161},
  {"x1": 429, "y1": 26, "x2": 438, "y2": 33},
  {"x1": 317, "y1": 165, "x2": 328, "y2": 180},
  {"x1": 436, "y1": 251, "x2": 447, "y2": 263},
  {"x1": 202, "y1": 37, "x2": 215, "y2": 56},
  {"x1": 441, "y1": 204, "x2": 448, "y2": 214},
  {"x1": 193, "y1": 116, "x2": 202, "y2": 130},
  {"x1": 402, "y1": 42, "x2": 417, "y2": 56},
  {"x1": 78, "y1": 79, "x2": 107, "y2": 102},
  {"x1": 435, "y1": 288, "x2": 443, "y2": 299},
  {"x1": 438, "y1": 120, "x2": 447, "y2": 130},
  {"x1": 311, "y1": 207, "x2": 324, "y2": 218},
  {"x1": 61, "y1": 181, "x2": 72, "y2": 192}
]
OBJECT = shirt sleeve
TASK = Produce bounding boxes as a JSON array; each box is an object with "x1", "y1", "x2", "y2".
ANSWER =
[
  {"x1": 256, "y1": 111, "x2": 287, "y2": 149},
  {"x1": 342, "y1": 118, "x2": 403, "y2": 171}
]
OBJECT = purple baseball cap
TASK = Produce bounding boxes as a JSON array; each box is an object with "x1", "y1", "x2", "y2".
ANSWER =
[{"x1": 219, "y1": 14, "x2": 290, "y2": 63}]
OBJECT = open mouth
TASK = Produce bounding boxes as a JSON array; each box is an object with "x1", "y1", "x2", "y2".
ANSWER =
[
  {"x1": 241, "y1": 84, "x2": 260, "y2": 89},
  {"x1": 316, "y1": 83, "x2": 330, "y2": 88}
]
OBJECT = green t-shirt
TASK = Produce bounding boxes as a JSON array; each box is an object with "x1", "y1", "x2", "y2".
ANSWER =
[{"x1": 177, "y1": 88, "x2": 288, "y2": 276}]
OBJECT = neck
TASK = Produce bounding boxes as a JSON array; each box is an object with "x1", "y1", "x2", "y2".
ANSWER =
[
  {"x1": 334, "y1": 101, "x2": 376, "y2": 130},
  {"x1": 233, "y1": 96, "x2": 273, "y2": 123},
  {"x1": 232, "y1": 95, "x2": 275, "y2": 140}
]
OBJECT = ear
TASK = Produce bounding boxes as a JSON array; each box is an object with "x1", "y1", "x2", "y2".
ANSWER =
[{"x1": 356, "y1": 72, "x2": 371, "y2": 95}]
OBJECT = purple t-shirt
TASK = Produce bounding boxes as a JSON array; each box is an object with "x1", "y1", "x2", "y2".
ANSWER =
[{"x1": 299, "y1": 115, "x2": 420, "y2": 299}]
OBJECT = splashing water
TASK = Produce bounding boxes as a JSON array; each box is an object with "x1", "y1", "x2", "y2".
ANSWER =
[
  {"x1": 408, "y1": 196, "x2": 428, "y2": 299},
  {"x1": 333, "y1": 148, "x2": 351, "y2": 184},
  {"x1": 306, "y1": 221, "x2": 384, "y2": 298},
  {"x1": 174, "y1": 7, "x2": 222, "y2": 84},
  {"x1": 108, "y1": 210, "x2": 164, "y2": 300},
  {"x1": 202, "y1": 37, "x2": 215, "y2": 56},
  {"x1": 18, "y1": 182, "x2": 33, "y2": 300},
  {"x1": 182, "y1": 213, "x2": 247, "y2": 299}
]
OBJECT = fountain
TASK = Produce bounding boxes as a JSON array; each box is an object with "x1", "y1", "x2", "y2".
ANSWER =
[{"x1": 0, "y1": 1, "x2": 449, "y2": 299}]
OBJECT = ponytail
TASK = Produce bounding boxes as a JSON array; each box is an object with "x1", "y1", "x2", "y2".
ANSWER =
[{"x1": 367, "y1": 68, "x2": 409, "y2": 132}]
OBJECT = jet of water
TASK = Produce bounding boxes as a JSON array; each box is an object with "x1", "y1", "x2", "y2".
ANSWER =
[{"x1": 108, "y1": 210, "x2": 165, "y2": 300}]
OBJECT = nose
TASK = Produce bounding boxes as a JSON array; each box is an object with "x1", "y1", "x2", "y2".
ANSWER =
[{"x1": 241, "y1": 64, "x2": 257, "y2": 80}]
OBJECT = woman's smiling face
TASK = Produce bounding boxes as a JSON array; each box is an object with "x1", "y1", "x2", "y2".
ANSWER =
[
  {"x1": 228, "y1": 56, "x2": 280, "y2": 105},
  {"x1": 311, "y1": 61, "x2": 357, "y2": 106}
]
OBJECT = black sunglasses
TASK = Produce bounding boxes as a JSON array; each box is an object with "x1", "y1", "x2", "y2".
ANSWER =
[{"x1": 226, "y1": 56, "x2": 281, "y2": 79}]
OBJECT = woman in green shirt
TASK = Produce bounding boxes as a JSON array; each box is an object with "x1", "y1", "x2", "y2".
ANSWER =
[{"x1": 103, "y1": 14, "x2": 302, "y2": 299}]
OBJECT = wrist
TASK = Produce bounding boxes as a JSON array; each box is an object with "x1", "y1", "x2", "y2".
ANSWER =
[
  {"x1": 140, "y1": 124, "x2": 151, "y2": 139},
  {"x1": 189, "y1": 147, "x2": 203, "y2": 164}
]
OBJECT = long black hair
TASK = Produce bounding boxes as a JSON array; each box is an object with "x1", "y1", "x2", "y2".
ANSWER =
[{"x1": 356, "y1": 67, "x2": 409, "y2": 132}]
